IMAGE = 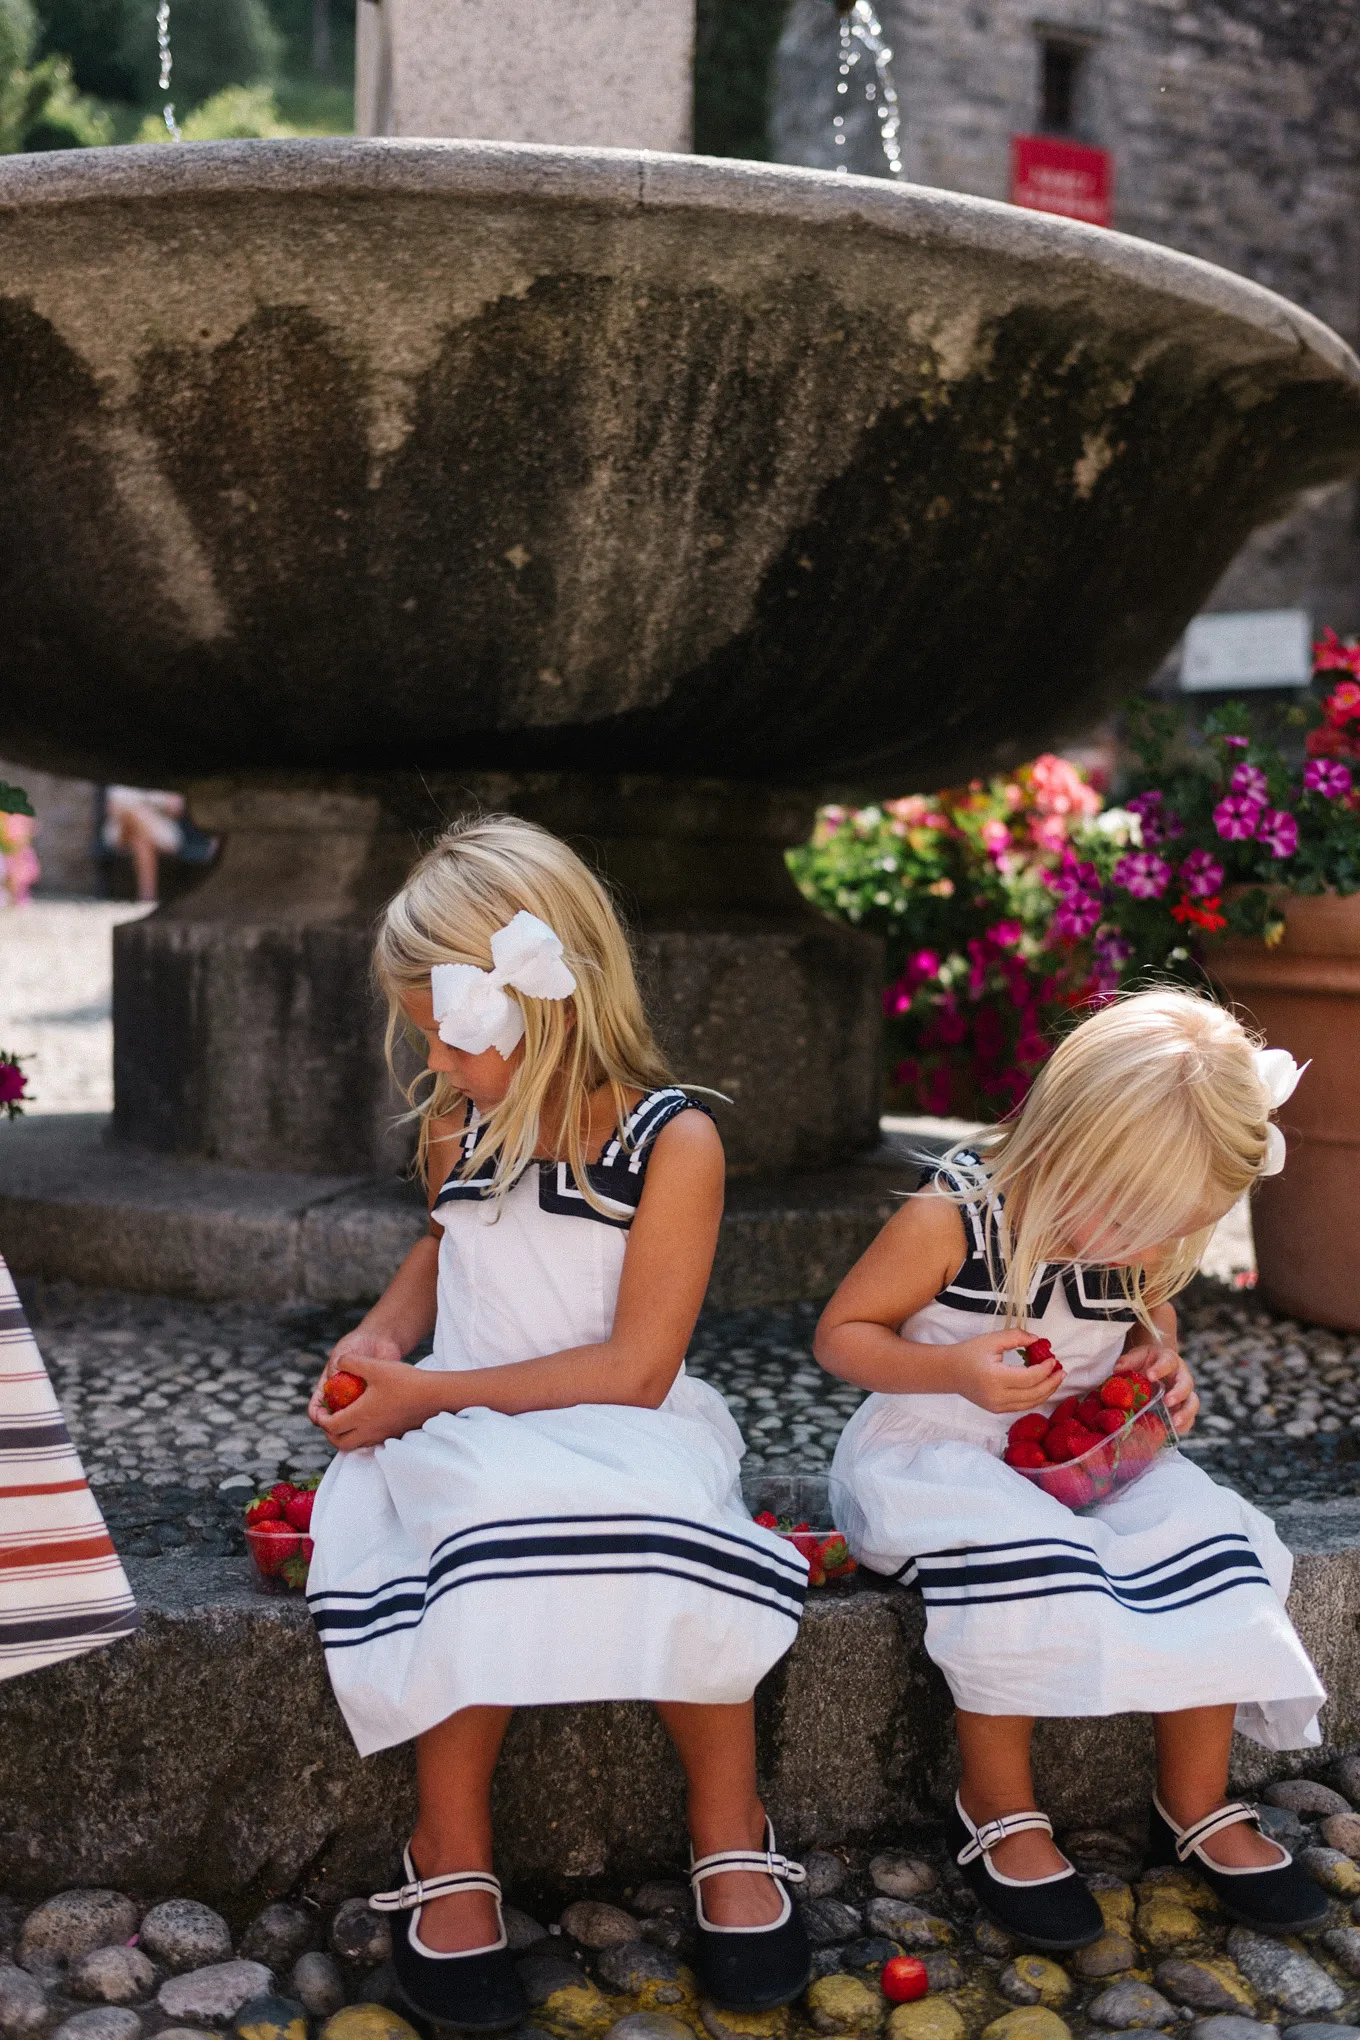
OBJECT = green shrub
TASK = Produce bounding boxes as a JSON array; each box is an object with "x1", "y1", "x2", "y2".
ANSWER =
[
  {"x1": 694, "y1": 0, "x2": 789, "y2": 159},
  {"x1": 118, "y1": 0, "x2": 280, "y2": 112},
  {"x1": 0, "y1": 0, "x2": 113, "y2": 149},
  {"x1": 136, "y1": 79, "x2": 293, "y2": 139},
  {"x1": 32, "y1": 0, "x2": 136, "y2": 102}
]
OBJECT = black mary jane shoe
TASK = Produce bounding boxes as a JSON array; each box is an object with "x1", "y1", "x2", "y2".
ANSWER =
[
  {"x1": 949, "y1": 1794, "x2": 1105, "y2": 1952},
  {"x1": 370, "y1": 1850, "x2": 529, "y2": 2032},
  {"x1": 1149, "y1": 1793, "x2": 1330, "y2": 1932},
  {"x1": 689, "y1": 1820, "x2": 813, "y2": 2011}
]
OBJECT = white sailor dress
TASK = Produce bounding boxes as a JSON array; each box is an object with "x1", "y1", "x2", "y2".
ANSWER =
[
  {"x1": 829, "y1": 1157, "x2": 1324, "y2": 1750},
  {"x1": 308, "y1": 1088, "x2": 807, "y2": 1756}
]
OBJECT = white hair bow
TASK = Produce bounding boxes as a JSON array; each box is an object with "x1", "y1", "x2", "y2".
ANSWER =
[
  {"x1": 1252, "y1": 1047, "x2": 1307, "y2": 1176},
  {"x1": 431, "y1": 911, "x2": 577, "y2": 1060}
]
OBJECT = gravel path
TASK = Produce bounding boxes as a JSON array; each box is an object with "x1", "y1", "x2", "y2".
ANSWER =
[{"x1": 14, "y1": 1275, "x2": 1358, "y2": 1560}]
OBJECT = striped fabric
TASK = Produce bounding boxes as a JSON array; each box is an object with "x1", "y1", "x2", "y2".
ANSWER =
[{"x1": 0, "y1": 1254, "x2": 137, "y2": 1678}]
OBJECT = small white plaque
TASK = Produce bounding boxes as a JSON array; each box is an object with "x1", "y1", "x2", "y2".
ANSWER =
[{"x1": 1180, "y1": 609, "x2": 1312, "y2": 692}]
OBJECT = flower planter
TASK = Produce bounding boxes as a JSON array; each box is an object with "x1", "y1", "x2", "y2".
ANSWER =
[{"x1": 1213, "y1": 891, "x2": 1360, "y2": 1329}]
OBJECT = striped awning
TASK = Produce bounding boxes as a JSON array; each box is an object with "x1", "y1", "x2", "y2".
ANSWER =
[{"x1": 0, "y1": 1254, "x2": 137, "y2": 1679}]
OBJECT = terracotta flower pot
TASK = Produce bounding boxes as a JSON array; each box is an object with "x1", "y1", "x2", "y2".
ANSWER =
[{"x1": 1213, "y1": 891, "x2": 1360, "y2": 1330}]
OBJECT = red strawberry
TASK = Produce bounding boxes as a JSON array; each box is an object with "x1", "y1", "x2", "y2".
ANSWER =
[
  {"x1": 1124, "y1": 1371, "x2": 1154, "y2": 1409},
  {"x1": 1008, "y1": 1413, "x2": 1048, "y2": 1445},
  {"x1": 1099, "y1": 1375, "x2": 1137, "y2": 1411},
  {"x1": 1095, "y1": 1408, "x2": 1126, "y2": 1435},
  {"x1": 818, "y1": 1533, "x2": 855, "y2": 1577},
  {"x1": 269, "y1": 1482, "x2": 299, "y2": 1504},
  {"x1": 881, "y1": 1956, "x2": 929, "y2": 2004},
  {"x1": 245, "y1": 1496, "x2": 282, "y2": 1527},
  {"x1": 786, "y1": 1530, "x2": 823, "y2": 1565},
  {"x1": 250, "y1": 1519, "x2": 301, "y2": 1576},
  {"x1": 1076, "y1": 1395, "x2": 1106, "y2": 1429},
  {"x1": 284, "y1": 1490, "x2": 314, "y2": 1532},
  {"x1": 1051, "y1": 1396, "x2": 1082, "y2": 1426},
  {"x1": 753, "y1": 1510, "x2": 778, "y2": 1529},
  {"x1": 792, "y1": 1520, "x2": 812, "y2": 1533},
  {"x1": 1025, "y1": 1337, "x2": 1056, "y2": 1367},
  {"x1": 1045, "y1": 1420, "x2": 1100, "y2": 1463},
  {"x1": 322, "y1": 1370, "x2": 367, "y2": 1413},
  {"x1": 1004, "y1": 1440, "x2": 1049, "y2": 1469}
]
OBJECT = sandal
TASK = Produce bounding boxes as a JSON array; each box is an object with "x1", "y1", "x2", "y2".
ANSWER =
[
  {"x1": 690, "y1": 1819, "x2": 812, "y2": 2011},
  {"x1": 948, "y1": 1794, "x2": 1104, "y2": 1951},
  {"x1": 1149, "y1": 1793, "x2": 1330, "y2": 1931},
  {"x1": 370, "y1": 1848, "x2": 529, "y2": 2031}
]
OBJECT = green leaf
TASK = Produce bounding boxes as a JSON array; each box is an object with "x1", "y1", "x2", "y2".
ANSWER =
[{"x1": 0, "y1": 782, "x2": 33, "y2": 816}]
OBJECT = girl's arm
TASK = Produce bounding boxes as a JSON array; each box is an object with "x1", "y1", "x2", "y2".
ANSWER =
[
  {"x1": 1119, "y1": 1299, "x2": 1200, "y2": 1435},
  {"x1": 814, "y1": 1191, "x2": 1064, "y2": 1413},
  {"x1": 314, "y1": 1108, "x2": 725, "y2": 1451},
  {"x1": 306, "y1": 1108, "x2": 463, "y2": 1423}
]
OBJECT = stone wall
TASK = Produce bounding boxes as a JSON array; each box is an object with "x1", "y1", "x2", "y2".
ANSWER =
[
  {"x1": 772, "y1": 0, "x2": 1360, "y2": 635},
  {"x1": 0, "y1": 759, "x2": 99, "y2": 897}
]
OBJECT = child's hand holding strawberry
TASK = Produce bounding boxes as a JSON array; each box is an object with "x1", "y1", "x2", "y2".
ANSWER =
[
  {"x1": 309, "y1": 1333, "x2": 439, "y2": 1449},
  {"x1": 950, "y1": 1328, "x2": 1065, "y2": 1414},
  {"x1": 1117, "y1": 1307, "x2": 1199, "y2": 1435}
]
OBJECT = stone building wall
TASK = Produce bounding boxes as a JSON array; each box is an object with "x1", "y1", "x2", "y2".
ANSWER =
[
  {"x1": 772, "y1": 0, "x2": 1360, "y2": 635},
  {"x1": 0, "y1": 761, "x2": 99, "y2": 897}
]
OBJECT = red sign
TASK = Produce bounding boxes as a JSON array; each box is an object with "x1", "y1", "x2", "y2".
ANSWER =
[{"x1": 1009, "y1": 135, "x2": 1113, "y2": 228}]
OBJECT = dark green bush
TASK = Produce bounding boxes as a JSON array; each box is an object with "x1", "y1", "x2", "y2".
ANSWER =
[
  {"x1": 117, "y1": 0, "x2": 280, "y2": 110},
  {"x1": 694, "y1": 0, "x2": 788, "y2": 160}
]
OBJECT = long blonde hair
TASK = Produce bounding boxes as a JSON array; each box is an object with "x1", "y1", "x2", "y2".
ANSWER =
[
  {"x1": 947, "y1": 987, "x2": 1273, "y2": 1326},
  {"x1": 375, "y1": 815, "x2": 672, "y2": 1205}
]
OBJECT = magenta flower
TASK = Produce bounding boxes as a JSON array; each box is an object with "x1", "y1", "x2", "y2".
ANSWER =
[
  {"x1": 1047, "y1": 851, "x2": 1101, "y2": 902},
  {"x1": 1230, "y1": 762, "x2": 1269, "y2": 803},
  {"x1": 1125, "y1": 790, "x2": 1182, "y2": 845},
  {"x1": 0, "y1": 1064, "x2": 25, "y2": 1106},
  {"x1": 1052, "y1": 896, "x2": 1103, "y2": 940},
  {"x1": 985, "y1": 920, "x2": 1023, "y2": 949},
  {"x1": 1113, "y1": 852, "x2": 1172, "y2": 900},
  {"x1": 1257, "y1": 807, "x2": 1299, "y2": 859},
  {"x1": 1221, "y1": 734, "x2": 1250, "y2": 750},
  {"x1": 1304, "y1": 758, "x2": 1352, "y2": 799},
  {"x1": 1214, "y1": 795, "x2": 1263, "y2": 841},
  {"x1": 1178, "y1": 848, "x2": 1225, "y2": 899}
]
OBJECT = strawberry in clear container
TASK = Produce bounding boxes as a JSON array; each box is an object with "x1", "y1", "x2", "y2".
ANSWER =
[{"x1": 1003, "y1": 1363, "x2": 1177, "y2": 1512}]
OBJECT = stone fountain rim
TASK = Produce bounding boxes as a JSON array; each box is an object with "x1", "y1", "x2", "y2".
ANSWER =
[{"x1": 2, "y1": 136, "x2": 1357, "y2": 390}]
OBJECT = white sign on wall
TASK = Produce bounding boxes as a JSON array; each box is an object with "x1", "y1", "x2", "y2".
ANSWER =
[{"x1": 1180, "y1": 609, "x2": 1313, "y2": 692}]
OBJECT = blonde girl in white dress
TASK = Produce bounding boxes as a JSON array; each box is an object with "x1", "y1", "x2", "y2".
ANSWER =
[
  {"x1": 306, "y1": 816, "x2": 811, "y2": 2030},
  {"x1": 818, "y1": 989, "x2": 1327, "y2": 1950}
]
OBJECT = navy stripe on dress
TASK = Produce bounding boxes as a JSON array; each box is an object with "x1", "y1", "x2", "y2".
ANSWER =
[
  {"x1": 932, "y1": 1153, "x2": 1137, "y2": 1324},
  {"x1": 433, "y1": 1087, "x2": 714, "y2": 1230},
  {"x1": 903, "y1": 1530, "x2": 1269, "y2": 1612},
  {"x1": 310, "y1": 1510, "x2": 807, "y2": 1648}
]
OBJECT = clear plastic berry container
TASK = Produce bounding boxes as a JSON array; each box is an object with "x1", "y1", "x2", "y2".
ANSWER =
[
  {"x1": 1010, "y1": 1389, "x2": 1178, "y2": 1512},
  {"x1": 245, "y1": 1524, "x2": 313, "y2": 1595}
]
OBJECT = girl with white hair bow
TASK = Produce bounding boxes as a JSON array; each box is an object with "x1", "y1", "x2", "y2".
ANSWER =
[
  {"x1": 305, "y1": 815, "x2": 811, "y2": 2031},
  {"x1": 817, "y1": 987, "x2": 1327, "y2": 1951}
]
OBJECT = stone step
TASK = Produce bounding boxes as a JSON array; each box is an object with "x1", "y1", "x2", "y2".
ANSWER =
[
  {"x1": 0, "y1": 1491, "x2": 1356, "y2": 1904},
  {"x1": 0, "y1": 1114, "x2": 932, "y2": 1308}
]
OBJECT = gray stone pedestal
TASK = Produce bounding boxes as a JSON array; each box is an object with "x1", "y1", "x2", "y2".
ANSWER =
[{"x1": 113, "y1": 774, "x2": 882, "y2": 1178}]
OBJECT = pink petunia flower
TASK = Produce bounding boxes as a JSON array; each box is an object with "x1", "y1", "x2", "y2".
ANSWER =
[
  {"x1": 0, "y1": 1064, "x2": 25, "y2": 1106},
  {"x1": 1125, "y1": 790, "x2": 1182, "y2": 845},
  {"x1": 1214, "y1": 795, "x2": 1263, "y2": 841},
  {"x1": 1303, "y1": 758, "x2": 1352, "y2": 799},
  {"x1": 1178, "y1": 848, "x2": 1225, "y2": 899},
  {"x1": 1220, "y1": 734, "x2": 1250, "y2": 750},
  {"x1": 1230, "y1": 763, "x2": 1269, "y2": 803},
  {"x1": 1052, "y1": 896, "x2": 1103, "y2": 940},
  {"x1": 1257, "y1": 808, "x2": 1299, "y2": 859},
  {"x1": 1112, "y1": 852, "x2": 1172, "y2": 900}
]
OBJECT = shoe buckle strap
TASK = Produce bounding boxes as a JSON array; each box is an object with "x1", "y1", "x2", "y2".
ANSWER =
[
  {"x1": 957, "y1": 1810, "x2": 1054, "y2": 1867},
  {"x1": 690, "y1": 1847, "x2": 806, "y2": 1888},
  {"x1": 369, "y1": 1871, "x2": 504, "y2": 1913},
  {"x1": 1170, "y1": 1801, "x2": 1259, "y2": 1864}
]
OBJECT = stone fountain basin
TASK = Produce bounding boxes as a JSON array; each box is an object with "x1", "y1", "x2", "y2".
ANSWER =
[{"x1": 2, "y1": 138, "x2": 1358, "y2": 796}]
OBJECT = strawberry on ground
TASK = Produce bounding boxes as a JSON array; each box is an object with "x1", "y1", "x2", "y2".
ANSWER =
[{"x1": 881, "y1": 1957, "x2": 929, "y2": 2004}]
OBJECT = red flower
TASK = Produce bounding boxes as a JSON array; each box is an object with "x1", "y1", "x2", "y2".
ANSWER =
[{"x1": 1170, "y1": 893, "x2": 1228, "y2": 933}]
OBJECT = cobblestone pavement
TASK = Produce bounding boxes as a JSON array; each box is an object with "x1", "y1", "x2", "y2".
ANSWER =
[
  {"x1": 5, "y1": 1772, "x2": 1360, "y2": 2040},
  {"x1": 14, "y1": 1276, "x2": 1359, "y2": 1560}
]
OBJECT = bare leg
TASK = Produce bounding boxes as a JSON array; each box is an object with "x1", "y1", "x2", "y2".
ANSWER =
[
  {"x1": 955, "y1": 1710, "x2": 1068, "y2": 1880},
  {"x1": 656, "y1": 1700, "x2": 783, "y2": 1928},
  {"x1": 128, "y1": 826, "x2": 159, "y2": 903},
  {"x1": 408, "y1": 1705, "x2": 514, "y2": 1951},
  {"x1": 1154, "y1": 1705, "x2": 1282, "y2": 1868}
]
